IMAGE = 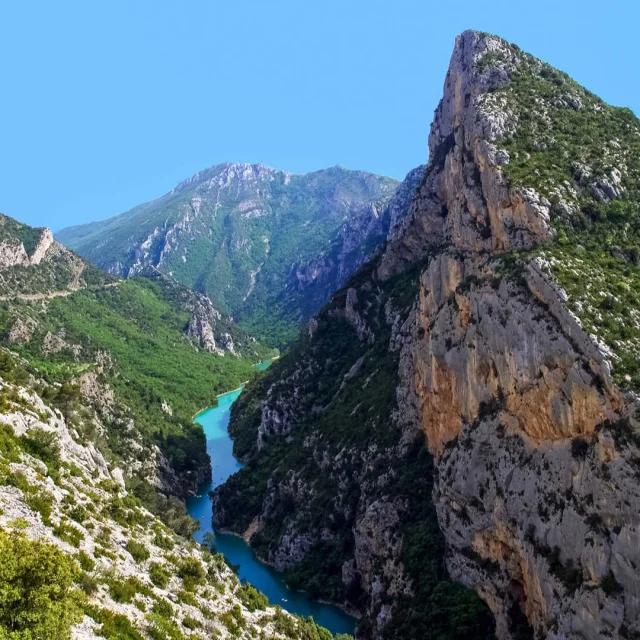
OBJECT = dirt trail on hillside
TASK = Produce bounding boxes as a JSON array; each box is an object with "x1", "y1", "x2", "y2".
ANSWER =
[{"x1": 0, "y1": 281, "x2": 121, "y2": 302}]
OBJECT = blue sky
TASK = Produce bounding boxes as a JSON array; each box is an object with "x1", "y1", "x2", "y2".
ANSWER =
[{"x1": 1, "y1": 0, "x2": 638, "y2": 231}]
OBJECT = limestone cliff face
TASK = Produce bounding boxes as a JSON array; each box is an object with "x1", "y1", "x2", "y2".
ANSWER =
[
  {"x1": 391, "y1": 31, "x2": 640, "y2": 639},
  {"x1": 137, "y1": 266, "x2": 240, "y2": 356},
  {"x1": 0, "y1": 216, "x2": 88, "y2": 296},
  {"x1": 215, "y1": 30, "x2": 640, "y2": 640}
]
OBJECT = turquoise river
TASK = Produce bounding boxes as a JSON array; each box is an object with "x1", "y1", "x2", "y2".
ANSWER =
[{"x1": 186, "y1": 364, "x2": 356, "y2": 636}]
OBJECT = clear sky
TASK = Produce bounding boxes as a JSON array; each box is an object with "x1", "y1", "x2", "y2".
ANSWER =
[{"x1": 1, "y1": 0, "x2": 638, "y2": 231}]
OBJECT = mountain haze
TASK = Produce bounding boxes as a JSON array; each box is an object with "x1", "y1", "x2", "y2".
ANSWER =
[{"x1": 57, "y1": 163, "x2": 401, "y2": 346}]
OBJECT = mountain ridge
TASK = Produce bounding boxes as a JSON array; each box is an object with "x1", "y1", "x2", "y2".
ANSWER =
[{"x1": 56, "y1": 163, "x2": 404, "y2": 346}]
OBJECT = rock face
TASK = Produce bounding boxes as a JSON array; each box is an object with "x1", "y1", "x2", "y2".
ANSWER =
[
  {"x1": 57, "y1": 163, "x2": 402, "y2": 345},
  {"x1": 0, "y1": 215, "x2": 90, "y2": 296},
  {"x1": 138, "y1": 266, "x2": 241, "y2": 356},
  {"x1": 214, "y1": 30, "x2": 640, "y2": 640},
  {"x1": 390, "y1": 31, "x2": 640, "y2": 640}
]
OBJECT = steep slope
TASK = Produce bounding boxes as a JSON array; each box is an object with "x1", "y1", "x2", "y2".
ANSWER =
[
  {"x1": 0, "y1": 346, "x2": 340, "y2": 640},
  {"x1": 0, "y1": 214, "x2": 273, "y2": 504},
  {"x1": 57, "y1": 164, "x2": 401, "y2": 346},
  {"x1": 213, "y1": 31, "x2": 640, "y2": 640}
]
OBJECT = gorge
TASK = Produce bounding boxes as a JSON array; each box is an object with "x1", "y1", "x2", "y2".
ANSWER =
[
  {"x1": 185, "y1": 381, "x2": 356, "y2": 636},
  {"x1": 211, "y1": 29, "x2": 640, "y2": 640},
  {"x1": 0, "y1": 26, "x2": 639, "y2": 640}
]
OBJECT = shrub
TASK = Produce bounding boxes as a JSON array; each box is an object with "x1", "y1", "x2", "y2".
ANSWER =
[
  {"x1": 0, "y1": 529, "x2": 81, "y2": 638},
  {"x1": 126, "y1": 539, "x2": 150, "y2": 563},
  {"x1": 570, "y1": 438, "x2": 590, "y2": 459},
  {"x1": 178, "y1": 557, "x2": 206, "y2": 592},
  {"x1": 108, "y1": 576, "x2": 151, "y2": 604},
  {"x1": 146, "y1": 612, "x2": 186, "y2": 640},
  {"x1": 601, "y1": 571, "x2": 624, "y2": 596},
  {"x1": 153, "y1": 531, "x2": 175, "y2": 550},
  {"x1": 20, "y1": 428, "x2": 60, "y2": 469},
  {"x1": 237, "y1": 583, "x2": 268, "y2": 612},
  {"x1": 220, "y1": 604, "x2": 246, "y2": 635},
  {"x1": 98, "y1": 479, "x2": 121, "y2": 495},
  {"x1": 0, "y1": 423, "x2": 21, "y2": 462},
  {"x1": 176, "y1": 590, "x2": 197, "y2": 606},
  {"x1": 53, "y1": 521, "x2": 84, "y2": 548},
  {"x1": 25, "y1": 491, "x2": 54, "y2": 526},
  {"x1": 151, "y1": 599, "x2": 173, "y2": 618},
  {"x1": 4, "y1": 471, "x2": 30, "y2": 493},
  {"x1": 85, "y1": 605, "x2": 145, "y2": 640},
  {"x1": 67, "y1": 504, "x2": 87, "y2": 524},
  {"x1": 182, "y1": 615, "x2": 200, "y2": 630},
  {"x1": 77, "y1": 571, "x2": 99, "y2": 596},
  {"x1": 76, "y1": 550, "x2": 96, "y2": 572},
  {"x1": 149, "y1": 562, "x2": 171, "y2": 589}
]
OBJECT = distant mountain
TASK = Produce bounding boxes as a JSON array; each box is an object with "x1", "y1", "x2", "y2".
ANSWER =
[{"x1": 57, "y1": 163, "x2": 402, "y2": 346}]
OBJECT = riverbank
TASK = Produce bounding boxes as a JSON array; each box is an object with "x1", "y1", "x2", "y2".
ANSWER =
[
  {"x1": 191, "y1": 356, "x2": 278, "y2": 420},
  {"x1": 185, "y1": 376, "x2": 357, "y2": 636},
  {"x1": 191, "y1": 384, "x2": 248, "y2": 421},
  {"x1": 216, "y1": 524, "x2": 361, "y2": 620}
]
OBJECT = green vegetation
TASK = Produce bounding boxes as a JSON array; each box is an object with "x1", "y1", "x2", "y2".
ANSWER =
[
  {"x1": 482, "y1": 39, "x2": 640, "y2": 391},
  {"x1": 270, "y1": 607, "x2": 342, "y2": 640},
  {"x1": 217, "y1": 254, "x2": 494, "y2": 638},
  {"x1": 0, "y1": 214, "x2": 114, "y2": 298},
  {"x1": 146, "y1": 613, "x2": 186, "y2": 640},
  {"x1": 0, "y1": 212, "x2": 276, "y2": 542},
  {"x1": 0, "y1": 266, "x2": 272, "y2": 533},
  {"x1": 126, "y1": 539, "x2": 151, "y2": 563},
  {"x1": 237, "y1": 583, "x2": 269, "y2": 612},
  {"x1": 177, "y1": 556, "x2": 206, "y2": 591},
  {"x1": 149, "y1": 562, "x2": 172, "y2": 588},
  {"x1": 0, "y1": 218, "x2": 353, "y2": 640},
  {"x1": 108, "y1": 575, "x2": 152, "y2": 604},
  {"x1": 57, "y1": 165, "x2": 399, "y2": 348},
  {"x1": 53, "y1": 520, "x2": 85, "y2": 547},
  {"x1": 0, "y1": 215, "x2": 45, "y2": 258},
  {"x1": 84, "y1": 605, "x2": 146, "y2": 640},
  {"x1": 0, "y1": 528, "x2": 82, "y2": 639}
]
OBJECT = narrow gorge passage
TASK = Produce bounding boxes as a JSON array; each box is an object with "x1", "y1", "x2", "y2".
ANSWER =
[{"x1": 186, "y1": 372, "x2": 357, "y2": 636}]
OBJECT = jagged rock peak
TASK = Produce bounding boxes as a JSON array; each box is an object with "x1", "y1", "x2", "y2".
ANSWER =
[
  {"x1": 213, "y1": 29, "x2": 640, "y2": 640},
  {"x1": 171, "y1": 162, "x2": 293, "y2": 194},
  {"x1": 380, "y1": 31, "x2": 555, "y2": 278}
]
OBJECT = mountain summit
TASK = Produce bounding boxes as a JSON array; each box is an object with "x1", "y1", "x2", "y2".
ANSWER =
[
  {"x1": 213, "y1": 30, "x2": 640, "y2": 640},
  {"x1": 57, "y1": 163, "x2": 404, "y2": 345}
]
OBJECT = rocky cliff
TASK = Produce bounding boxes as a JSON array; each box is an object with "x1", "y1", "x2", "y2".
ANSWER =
[
  {"x1": 56, "y1": 164, "x2": 401, "y2": 346},
  {"x1": 214, "y1": 31, "x2": 640, "y2": 640}
]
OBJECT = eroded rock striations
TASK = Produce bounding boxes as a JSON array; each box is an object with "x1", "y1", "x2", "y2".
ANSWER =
[{"x1": 214, "y1": 31, "x2": 640, "y2": 640}]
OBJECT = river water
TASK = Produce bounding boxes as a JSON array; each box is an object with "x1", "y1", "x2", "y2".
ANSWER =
[{"x1": 186, "y1": 371, "x2": 356, "y2": 636}]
